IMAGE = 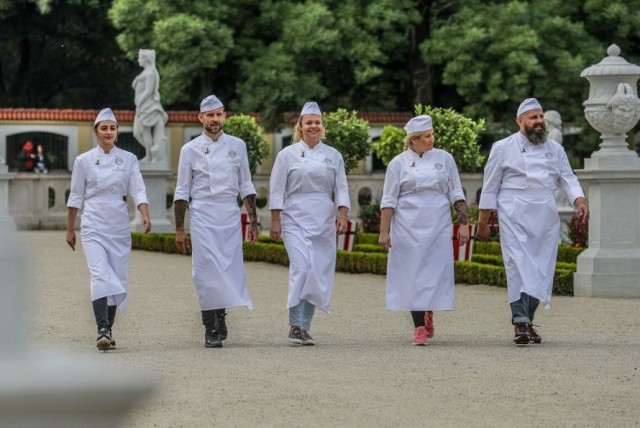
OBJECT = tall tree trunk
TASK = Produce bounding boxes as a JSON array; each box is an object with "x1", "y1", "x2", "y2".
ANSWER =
[{"x1": 409, "y1": 0, "x2": 433, "y2": 107}]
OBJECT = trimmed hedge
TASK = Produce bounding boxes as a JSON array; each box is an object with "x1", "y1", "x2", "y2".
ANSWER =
[
  {"x1": 131, "y1": 232, "x2": 577, "y2": 295},
  {"x1": 353, "y1": 244, "x2": 386, "y2": 253},
  {"x1": 472, "y1": 254, "x2": 576, "y2": 271},
  {"x1": 356, "y1": 232, "x2": 379, "y2": 245}
]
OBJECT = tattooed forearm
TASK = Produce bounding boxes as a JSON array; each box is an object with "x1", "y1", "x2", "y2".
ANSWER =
[
  {"x1": 174, "y1": 200, "x2": 188, "y2": 229},
  {"x1": 243, "y1": 194, "x2": 257, "y2": 218},
  {"x1": 454, "y1": 200, "x2": 469, "y2": 225}
]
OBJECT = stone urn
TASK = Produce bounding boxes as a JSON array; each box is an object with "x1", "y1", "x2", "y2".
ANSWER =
[{"x1": 581, "y1": 44, "x2": 640, "y2": 157}]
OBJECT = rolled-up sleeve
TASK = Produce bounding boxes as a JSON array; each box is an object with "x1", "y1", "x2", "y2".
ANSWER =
[
  {"x1": 557, "y1": 147, "x2": 584, "y2": 205},
  {"x1": 333, "y1": 156, "x2": 350, "y2": 210},
  {"x1": 269, "y1": 152, "x2": 287, "y2": 210},
  {"x1": 446, "y1": 156, "x2": 465, "y2": 204},
  {"x1": 478, "y1": 143, "x2": 503, "y2": 210},
  {"x1": 66, "y1": 157, "x2": 86, "y2": 209},
  {"x1": 381, "y1": 161, "x2": 400, "y2": 210},
  {"x1": 128, "y1": 158, "x2": 149, "y2": 207},
  {"x1": 238, "y1": 143, "x2": 256, "y2": 199},
  {"x1": 173, "y1": 146, "x2": 192, "y2": 202}
]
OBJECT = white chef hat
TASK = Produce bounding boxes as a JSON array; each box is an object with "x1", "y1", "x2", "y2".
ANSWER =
[
  {"x1": 200, "y1": 95, "x2": 224, "y2": 112},
  {"x1": 300, "y1": 101, "x2": 322, "y2": 116},
  {"x1": 94, "y1": 108, "x2": 118, "y2": 126},
  {"x1": 517, "y1": 98, "x2": 543, "y2": 117},
  {"x1": 403, "y1": 115, "x2": 433, "y2": 134}
]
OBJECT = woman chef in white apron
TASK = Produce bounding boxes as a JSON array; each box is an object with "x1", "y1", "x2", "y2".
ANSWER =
[
  {"x1": 66, "y1": 108, "x2": 151, "y2": 351},
  {"x1": 378, "y1": 115, "x2": 469, "y2": 346},
  {"x1": 269, "y1": 101, "x2": 351, "y2": 346}
]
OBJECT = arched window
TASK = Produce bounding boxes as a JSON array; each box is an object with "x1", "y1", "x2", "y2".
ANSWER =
[{"x1": 7, "y1": 132, "x2": 68, "y2": 171}]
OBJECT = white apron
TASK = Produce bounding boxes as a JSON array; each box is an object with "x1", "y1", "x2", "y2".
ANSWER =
[
  {"x1": 282, "y1": 192, "x2": 336, "y2": 313},
  {"x1": 80, "y1": 193, "x2": 130, "y2": 311},
  {"x1": 498, "y1": 188, "x2": 559, "y2": 306},
  {"x1": 386, "y1": 191, "x2": 455, "y2": 311},
  {"x1": 189, "y1": 197, "x2": 253, "y2": 311}
]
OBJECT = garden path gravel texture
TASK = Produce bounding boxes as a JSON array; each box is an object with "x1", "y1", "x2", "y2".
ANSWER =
[{"x1": 20, "y1": 231, "x2": 640, "y2": 427}]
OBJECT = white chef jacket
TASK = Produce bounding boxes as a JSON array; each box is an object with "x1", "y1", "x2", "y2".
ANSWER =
[
  {"x1": 269, "y1": 141, "x2": 350, "y2": 312},
  {"x1": 174, "y1": 132, "x2": 256, "y2": 311},
  {"x1": 67, "y1": 146, "x2": 148, "y2": 311},
  {"x1": 381, "y1": 148, "x2": 465, "y2": 311},
  {"x1": 479, "y1": 132, "x2": 584, "y2": 306}
]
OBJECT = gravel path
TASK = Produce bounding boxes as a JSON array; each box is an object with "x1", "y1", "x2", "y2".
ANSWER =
[{"x1": 22, "y1": 231, "x2": 640, "y2": 427}]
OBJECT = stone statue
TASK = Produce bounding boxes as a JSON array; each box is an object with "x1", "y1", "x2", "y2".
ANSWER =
[
  {"x1": 543, "y1": 110, "x2": 572, "y2": 228},
  {"x1": 544, "y1": 110, "x2": 563, "y2": 144},
  {"x1": 132, "y1": 49, "x2": 168, "y2": 162}
]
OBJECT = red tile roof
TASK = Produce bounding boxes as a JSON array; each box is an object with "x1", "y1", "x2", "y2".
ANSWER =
[{"x1": 0, "y1": 108, "x2": 411, "y2": 125}]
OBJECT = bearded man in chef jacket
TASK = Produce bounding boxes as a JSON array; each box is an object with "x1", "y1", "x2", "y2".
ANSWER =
[
  {"x1": 476, "y1": 98, "x2": 589, "y2": 345},
  {"x1": 174, "y1": 95, "x2": 258, "y2": 349}
]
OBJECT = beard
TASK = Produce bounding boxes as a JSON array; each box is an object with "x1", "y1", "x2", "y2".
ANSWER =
[
  {"x1": 524, "y1": 122, "x2": 547, "y2": 145},
  {"x1": 205, "y1": 122, "x2": 223, "y2": 135}
]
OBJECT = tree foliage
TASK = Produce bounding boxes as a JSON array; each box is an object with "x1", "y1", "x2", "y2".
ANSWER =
[
  {"x1": 0, "y1": 0, "x2": 138, "y2": 108},
  {"x1": 422, "y1": 1, "x2": 604, "y2": 126},
  {"x1": 222, "y1": 114, "x2": 270, "y2": 176},
  {"x1": 372, "y1": 105, "x2": 485, "y2": 172},
  {"x1": 108, "y1": 0, "x2": 421, "y2": 125},
  {"x1": 2, "y1": 0, "x2": 640, "y2": 166},
  {"x1": 372, "y1": 125, "x2": 406, "y2": 167},
  {"x1": 323, "y1": 109, "x2": 371, "y2": 174}
]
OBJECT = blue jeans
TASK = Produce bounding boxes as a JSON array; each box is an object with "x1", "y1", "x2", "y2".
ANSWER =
[
  {"x1": 289, "y1": 300, "x2": 316, "y2": 331},
  {"x1": 510, "y1": 292, "x2": 540, "y2": 324}
]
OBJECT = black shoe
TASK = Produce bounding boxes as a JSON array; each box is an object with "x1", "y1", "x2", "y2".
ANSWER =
[
  {"x1": 109, "y1": 329, "x2": 116, "y2": 349},
  {"x1": 205, "y1": 330, "x2": 223, "y2": 348},
  {"x1": 528, "y1": 325, "x2": 542, "y2": 344},
  {"x1": 96, "y1": 328, "x2": 111, "y2": 351},
  {"x1": 288, "y1": 326, "x2": 303, "y2": 346},
  {"x1": 513, "y1": 323, "x2": 530, "y2": 345},
  {"x1": 216, "y1": 310, "x2": 228, "y2": 341},
  {"x1": 301, "y1": 330, "x2": 315, "y2": 346}
]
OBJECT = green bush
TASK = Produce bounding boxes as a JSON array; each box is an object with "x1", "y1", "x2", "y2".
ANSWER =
[
  {"x1": 372, "y1": 125, "x2": 406, "y2": 167},
  {"x1": 557, "y1": 245, "x2": 585, "y2": 264},
  {"x1": 223, "y1": 114, "x2": 270, "y2": 175},
  {"x1": 323, "y1": 109, "x2": 371, "y2": 174},
  {"x1": 370, "y1": 104, "x2": 486, "y2": 172},
  {"x1": 357, "y1": 203, "x2": 381, "y2": 233}
]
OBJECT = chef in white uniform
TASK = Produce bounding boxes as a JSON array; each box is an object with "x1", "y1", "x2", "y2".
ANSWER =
[
  {"x1": 477, "y1": 98, "x2": 589, "y2": 345},
  {"x1": 66, "y1": 108, "x2": 151, "y2": 351},
  {"x1": 378, "y1": 115, "x2": 470, "y2": 346},
  {"x1": 174, "y1": 95, "x2": 258, "y2": 349},
  {"x1": 269, "y1": 101, "x2": 350, "y2": 346}
]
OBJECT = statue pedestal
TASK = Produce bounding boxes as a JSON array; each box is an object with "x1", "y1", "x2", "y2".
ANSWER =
[
  {"x1": 0, "y1": 224, "x2": 154, "y2": 426},
  {"x1": 574, "y1": 159, "x2": 640, "y2": 297},
  {"x1": 0, "y1": 355, "x2": 154, "y2": 427},
  {"x1": 132, "y1": 164, "x2": 173, "y2": 233},
  {"x1": 0, "y1": 164, "x2": 16, "y2": 230}
]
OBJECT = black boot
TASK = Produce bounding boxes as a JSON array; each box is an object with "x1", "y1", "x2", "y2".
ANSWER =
[
  {"x1": 107, "y1": 305, "x2": 117, "y2": 348},
  {"x1": 202, "y1": 310, "x2": 222, "y2": 348},
  {"x1": 216, "y1": 309, "x2": 228, "y2": 340}
]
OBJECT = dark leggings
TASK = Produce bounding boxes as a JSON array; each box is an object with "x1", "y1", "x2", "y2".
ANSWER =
[
  {"x1": 411, "y1": 311, "x2": 426, "y2": 328},
  {"x1": 92, "y1": 297, "x2": 117, "y2": 331}
]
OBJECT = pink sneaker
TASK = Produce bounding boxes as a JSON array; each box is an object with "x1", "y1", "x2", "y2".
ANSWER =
[
  {"x1": 412, "y1": 326, "x2": 428, "y2": 346},
  {"x1": 424, "y1": 311, "x2": 435, "y2": 338}
]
